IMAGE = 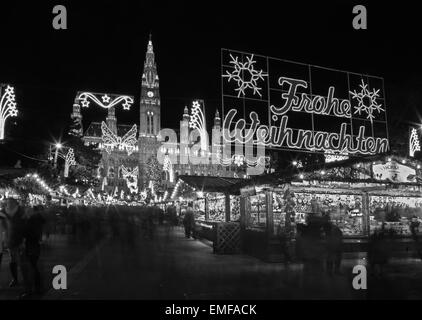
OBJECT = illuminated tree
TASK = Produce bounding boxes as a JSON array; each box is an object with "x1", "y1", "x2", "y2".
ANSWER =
[{"x1": 144, "y1": 156, "x2": 162, "y2": 191}]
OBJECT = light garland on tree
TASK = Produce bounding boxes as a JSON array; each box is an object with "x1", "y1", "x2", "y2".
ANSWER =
[
  {"x1": 0, "y1": 85, "x2": 18, "y2": 140},
  {"x1": 163, "y1": 154, "x2": 174, "y2": 183},
  {"x1": 101, "y1": 121, "x2": 138, "y2": 155},
  {"x1": 120, "y1": 165, "x2": 139, "y2": 194},
  {"x1": 77, "y1": 92, "x2": 133, "y2": 110},
  {"x1": 324, "y1": 150, "x2": 349, "y2": 163},
  {"x1": 218, "y1": 153, "x2": 269, "y2": 168},
  {"x1": 409, "y1": 128, "x2": 421, "y2": 157},
  {"x1": 61, "y1": 148, "x2": 77, "y2": 178},
  {"x1": 189, "y1": 100, "x2": 208, "y2": 151},
  {"x1": 21, "y1": 174, "x2": 54, "y2": 195}
]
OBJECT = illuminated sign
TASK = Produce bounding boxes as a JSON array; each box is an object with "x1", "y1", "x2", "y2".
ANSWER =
[
  {"x1": 221, "y1": 49, "x2": 389, "y2": 155},
  {"x1": 373, "y1": 160, "x2": 416, "y2": 183}
]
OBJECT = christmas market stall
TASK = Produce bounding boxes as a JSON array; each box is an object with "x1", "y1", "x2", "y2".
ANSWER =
[
  {"x1": 238, "y1": 154, "x2": 422, "y2": 262},
  {"x1": 171, "y1": 175, "x2": 246, "y2": 253}
]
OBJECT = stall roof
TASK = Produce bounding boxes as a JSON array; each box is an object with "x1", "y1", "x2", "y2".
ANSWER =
[
  {"x1": 178, "y1": 175, "x2": 248, "y2": 194},
  {"x1": 238, "y1": 152, "x2": 422, "y2": 189}
]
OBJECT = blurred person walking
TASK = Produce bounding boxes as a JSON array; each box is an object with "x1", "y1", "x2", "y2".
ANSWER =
[
  {"x1": 3, "y1": 198, "x2": 26, "y2": 287},
  {"x1": 183, "y1": 203, "x2": 196, "y2": 239},
  {"x1": 323, "y1": 222, "x2": 343, "y2": 275},
  {"x1": 20, "y1": 205, "x2": 45, "y2": 298}
]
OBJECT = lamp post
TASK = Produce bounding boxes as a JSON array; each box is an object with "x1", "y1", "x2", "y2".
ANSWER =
[{"x1": 53, "y1": 143, "x2": 62, "y2": 168}]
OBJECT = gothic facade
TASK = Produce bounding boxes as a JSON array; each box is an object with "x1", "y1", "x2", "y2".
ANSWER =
[{"x1": 77, "y1": 37, "x2": 243, "y2": 196}]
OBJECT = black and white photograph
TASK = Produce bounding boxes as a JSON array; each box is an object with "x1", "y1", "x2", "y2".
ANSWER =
[{"x1": 0, "y1": 0, "x2": 422, "y2": 307}]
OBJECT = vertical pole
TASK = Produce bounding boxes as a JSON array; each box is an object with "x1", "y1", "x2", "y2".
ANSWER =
[
  {"x1": 54, "y1": 147, "x2": 59, "y2": 168},
  {"x1": 266, "y1": 191, "x2": 274, "y2": 237},
  {"x1": 205, "y1": 196, "x2": 209, "y2": 221},
  {"x1": 240, "y1": 196, "x2": 246, "y2": 230},
  {"x1": 225, "y1": 193, "x2": 231, "y2": 223},
  {"x1": 362, "y1": 192, "x2": 370, "y2": 236}
]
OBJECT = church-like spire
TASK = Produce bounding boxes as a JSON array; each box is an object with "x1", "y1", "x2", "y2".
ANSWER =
[
  {"x1": 214, "y1": 109, "x2": 221, "y2": 128},
  {"x1": 183, "y1": 105, "x2": 190, "y2": 121},
  {"x1": 143, "y1": 34, "x2": 158, "y2": 88}
]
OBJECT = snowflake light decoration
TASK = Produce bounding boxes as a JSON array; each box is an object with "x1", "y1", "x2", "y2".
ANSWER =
[
  {"x1": 234, "y1": 155, "x2": 244, "y2": 167},
  {"x1": 0, "y1": 85, "x2": 18, "y2": 140},
  {"x1": 350, "y1": 80, "x2": 384, "y2": 123},
  {"x1": 223, "y1": 54, "x2": 267, "y2": 97}
]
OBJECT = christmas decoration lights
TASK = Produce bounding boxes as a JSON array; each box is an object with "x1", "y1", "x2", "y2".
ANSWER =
[
  {"x1": 120, "y1": 165, "x2": 139, "y2": 194},
  {"x1": 350, "y1": 79, "x2": 384, "y2": 124},
  {"x1": 101, "y1": 121, "x2": 138, "y2": 155},
  {"x1": 189, "y1": 100, "x2": 208, "y2": 151},
  {"x1": 409, "y1": 128, "x2": 421, "y2": 157},
  {"x1": 63, "y1": 148, "x2": 76, "y2": 178},
  {"x1": 0, "y1": 85, "x2": 18, "y2": 140},
  {"x1": 77, "y1": 92, "x2": 133, "y2": 110},
  {"x1": 223, "y1": 54, "x2": 267, "y2": 97},
  {"x1": 163, "y1": 154, "x2": 174, "y2": 183}
]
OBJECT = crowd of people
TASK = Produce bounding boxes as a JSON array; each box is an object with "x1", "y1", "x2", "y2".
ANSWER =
[
  {"x1": 277, "y1": 214, "x2": 422, "y2": 277},
  {"x1": 0, "y1": 198, "x2": 45, "y2": 299},
  {"x1": 1, "y1": 196, "x2": 421, "y2": 299}
]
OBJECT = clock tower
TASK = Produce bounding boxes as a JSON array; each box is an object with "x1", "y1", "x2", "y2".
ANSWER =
[
  {"x1": 139, "y1": 34, "x2": 161, "y2": 137},
  {"x1": 139, "y1": 35, "x2": 162, "y2": 187}
]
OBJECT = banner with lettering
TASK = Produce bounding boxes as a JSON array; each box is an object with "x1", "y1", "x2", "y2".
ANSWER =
[{"x1": 221, "y1": 49, "x2": 389, "y2": 155}]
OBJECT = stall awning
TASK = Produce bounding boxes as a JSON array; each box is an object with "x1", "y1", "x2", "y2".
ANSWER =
[{"x1": 178, "y1": 175, "x2": 248, "y2": 194}]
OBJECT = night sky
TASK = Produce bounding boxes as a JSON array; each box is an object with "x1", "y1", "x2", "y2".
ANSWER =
[{"x1": 0, "y1": 0, "x2": 421, "y2": 165}]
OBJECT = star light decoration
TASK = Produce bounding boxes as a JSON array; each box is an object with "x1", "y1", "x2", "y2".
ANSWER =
[
  {"x1": 409, "y1": 128, "x2": 421, "y2": 157},
  {"x1": 0, "y1": 85, "x2": 18, "y2": 140},
  {"x1": 223, "y1": 54, "x2": 268, "y2": 97},
  {"x1": 78, "y1": 92, "x2": 133, "y2": 110},
  {"x1": 350, "y1": 80, "x2": 384, "y2": 124},
  {"x1": 189, "y1": 100, "x2": 208, "y2": 151}
]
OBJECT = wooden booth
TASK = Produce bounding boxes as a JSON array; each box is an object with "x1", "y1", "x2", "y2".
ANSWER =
[
  {"x1": 239, "y1": 154, "x2": 422, "y2": 262},
  {"x1": 172, "y1": 175, "x2": 246, "y2": 254}
]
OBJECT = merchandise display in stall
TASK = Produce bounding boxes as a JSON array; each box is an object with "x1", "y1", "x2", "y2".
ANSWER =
[
  {"x1": 194, "y1": 198, "x2": 206, "y2": 221},
  {"x1": 230, "y1": 195, "x2": 240, "y2": 222},
  {"x1": 249, "y1": 193, "x2": 267, "y2": 228},
  {"x1": 369, "y1": 195, "x2": 422, "y2": 235},
  {"x1": 207, "y1": 193, "x2": 225, "y2": 222},
  {"x1": 272, "y1": 191, "x2": 364, "y2": 236}
]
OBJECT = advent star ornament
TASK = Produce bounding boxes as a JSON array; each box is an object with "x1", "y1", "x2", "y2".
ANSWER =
[
  {"x1": 350, "y1": 79, "x2": 384, "y2": 123},
  {"x1": 223, "y1": 54, "x2": 267, "y2": 97}
]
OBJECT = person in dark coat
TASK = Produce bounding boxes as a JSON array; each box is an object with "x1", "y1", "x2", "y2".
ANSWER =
[
  {"x1": 323, "y1": 222, "x2": 343, "y2": 275},
  {"x1": 4, "y1": 198, "x2": 27, "y2": 287},
  {"x1": 367, "y1": 229, "x2": 390, "y2": 277},
  {"x1": 20, "y1": 205, "x2": 45, "y2": 298},
  {"x1": 183, "y1": 204, "x2": 196, "y2": 239},
  {"x1": 410, "y1": 216, "x2": 422, "y2": 260},
  {"x1": 277, "y1": 222, "x2": 292, "y2": 263}
]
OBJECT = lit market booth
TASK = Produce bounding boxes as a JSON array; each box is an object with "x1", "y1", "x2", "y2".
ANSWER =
[
  {"x1": 171, "y1": 175, "x2": 246, "y2": 253},
  {"x1": 238, "y1": 154, "x2": 422, "y2": 261}
]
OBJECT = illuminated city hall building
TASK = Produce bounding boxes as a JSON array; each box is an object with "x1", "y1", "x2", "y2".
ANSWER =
[{"x1": 72, "y1": 37, "x2": 243, "y2": 196}]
